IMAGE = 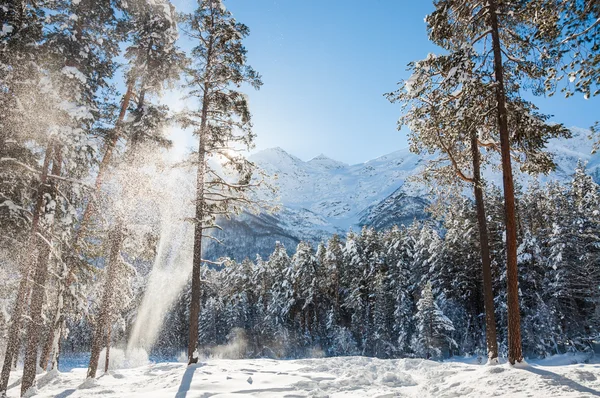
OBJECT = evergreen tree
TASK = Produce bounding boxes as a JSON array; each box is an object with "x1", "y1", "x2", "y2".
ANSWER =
[
  {"x1": 545, "y1": 0, "x2": 598, "y2": 107},
  {"x1": 385, "y1": 226, "x2": 415, "y2": 356},
  {"x1": 180, "y1": 0, "x2": 262, "y2": 365},
  {"x1": 372, "y1": 271, "x2": 395, "y2": 358},
  {"x1": 322, "y1": 235, "x2": 345, "y2": 335},
  {"x1": 413, "y1": 282, "x2": 456, "y2": 359},
  {"x1": 290, "y1": 241, "x2": 320, "y2": 346},
  {"x1": 0, "y1": 0, "x2": 122, "y2": 392},
  {"x1": 265, "y1": 242, "x2": 293, "y2": 349},
  {"x1": 86, "y1": 0, "x2": 184, "y2": 379},
  {"x1": 548, "y1": 162, "x2": 600, "y2": 348},
  {"x1": 438, "y1": 197, "x2": 485, "y2": 356},
  {"x1": 422, "y1": 0, "x2": 572, "y2": 364},
  {"x1": 198, "y1": 297, "x2": 222, "y2": 348}
]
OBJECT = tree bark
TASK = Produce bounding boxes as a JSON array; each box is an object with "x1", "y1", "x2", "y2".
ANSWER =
[
  {"x1": 21, "y1": 145, "x2": 63, "y2": 396},
  {"x1": 0, "y1": 269, "x2": 29, "y2": 394},
  {"x1": 39, "y1": 279, "x2": 66, "y2": 371},
  {"x1": 50, "y1": 325, "x2": 63, "y2": 371},
  {"x1": 20, "y1": 240, "x2": 52, "y2": 395},
  {"x1": 188, "y1": 24, "x2": 214, "y2": 364},
  {"x1": 77, "y1": 81, "x2": 134, "y2": 232},
  {"x1": 470, "y1": 133, "x2": 499, "y2": 362},
  {"x1": 86, "y1": 223, "x2": 123, "y2": 378},
  {"x1": 104, "y1": 315, "x2": 113, "y2": 373},
  {"x1": 34, "y1": 83, "x2": 134, "y2": 377},
  {"x1": 0, "y1": 144, "x2": 54, "y2": 394},
  {"x1": 188, "y1": 146, "x2": 206, "y2": 364},
  {"x1": 0, "y1": 266, "x2": 29, "y2": 394},
  {"x1": 39, "y1": 325, "x2": 54, "y2": 371},
  {"x1": 488, "y1": 0, "x2": 523, "y2": 365},
  {"x1": 87, "y1": 77, "x2": 149, "y2": 376}
]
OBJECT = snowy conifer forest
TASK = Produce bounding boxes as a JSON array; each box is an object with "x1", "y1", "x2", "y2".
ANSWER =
[{"x1": 1, "y1": 0, "x2": 600, "y2": 397}]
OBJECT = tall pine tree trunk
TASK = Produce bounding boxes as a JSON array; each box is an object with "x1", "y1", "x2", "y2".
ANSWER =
[
  {"x1": 36, "y1": 83, "x2": 134, "y2": 376},
  {"x1": 188, "y1": 31, "x2": 212, "y2": 361},
  {"x1": 104, "y1": 313, "x2": 113, "y2": 373},
  {"x1": 39, "y1": 278, "x2": 66, "y2": 371},
  {"x1": 0, "y1": 266, "x2": 31, "y2": 394},
  {"x1": 21, "y1": 240, "x2": 52, "y2": 395},
  {"x1": 39, "y1": 325, "x2": 54, "y2": 371},
  {"x1": 39, "y1": 300, "x2": 59, "y2": 371},
  {"x1": 470, "y1": 133, "x2": 499, "y2": 362},
  {"x1": 87, "y1": 223, "x2": 123, "y2": 378},
  {"x1": 0, "y1": 144, "x2": 53, "y2": 395},
  {"x1": 189, "y1": 145, "x2": 206, "y2": 364},
  {"x1": 21, "y1": 145, "x2": 63, "y2": 396},
  {"x1": 87, "y1": 83, "x2": 147, "y2": 377},
  {"x1": 50, "y1": 321, "x2": 64, "y2": 371},
  {"x1": 488, "y1": 0, "x2": 523, "y2": 364},
  {"x1": 77, "y1": 81, "x2": 134, "y2": 232}
]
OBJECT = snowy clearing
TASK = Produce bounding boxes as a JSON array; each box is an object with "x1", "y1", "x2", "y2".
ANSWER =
[{"x1": 6, "y1": 355, "x2": 600, "y2": 397}]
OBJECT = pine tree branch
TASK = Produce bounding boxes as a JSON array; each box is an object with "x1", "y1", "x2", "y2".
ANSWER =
[
  {"x1": 434, "y1": 131, "x2": 474, "y2": 183},
  {"x1": 471, "y1": 29, "x2": 492, "y2": 46},
  {"x1": 561, "y1": 17, "x2": 600, "y2": 44},
  {"x1": 202, "y1": 234, "x2": 224, "y2": 245},
  {"x1": 200, "y1": 258, "x2": 227, "y2": 266},
  {"x1": 0, "y1": 158, "x2": 94, "y2": 189}
]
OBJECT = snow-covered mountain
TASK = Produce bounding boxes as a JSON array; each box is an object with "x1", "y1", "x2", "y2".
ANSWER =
[
  {"x1": 209, "y1": 127, "x2": 599, "y2": 260},
  {"x1": 248, "y1": 146, "x2": 428, "y2": 227}
]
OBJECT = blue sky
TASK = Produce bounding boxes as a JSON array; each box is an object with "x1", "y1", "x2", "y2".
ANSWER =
[{"x1": 171, "y1": 0, "x2": 598, "y2": 164}]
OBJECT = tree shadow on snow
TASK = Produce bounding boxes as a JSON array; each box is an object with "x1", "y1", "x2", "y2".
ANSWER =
[
  {"x1": 523, "y1": 366, "x2": 600, "y2": 396},
  {"x1": 54, "y1": 389, "x2": 76, "y2": 398},
  {"x1": 175, "y1": 365, "x2": 198, "y2": 398}
]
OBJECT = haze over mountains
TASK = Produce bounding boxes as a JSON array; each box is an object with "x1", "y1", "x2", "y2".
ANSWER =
[{"x1": 208, "y1": 127, "x2": 599, "y2": 261}]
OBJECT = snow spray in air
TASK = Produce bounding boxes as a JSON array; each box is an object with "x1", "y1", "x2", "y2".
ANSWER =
[{"x1": 126, "y1": 167, "x2": 194, "y2": 355}]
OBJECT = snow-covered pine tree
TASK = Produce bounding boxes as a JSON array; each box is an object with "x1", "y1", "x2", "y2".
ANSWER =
[
  {"x1": 387, "y1": 50, "x2": 500, "y2": 360},
  {"x1": 413, "y1": 223, "x2": 442, "y2": 290},
  {"x1": 422, "y1": 0, "x2": 572, "y2": 364},
  {"x1": 516, "y1": 181, "x2": 554, "y2": 356},
  {"x1": 198, "y1": 297, "x2": 221, "y2": 349},
  {"x1": 372, "y1": 270, "x2": 395, "y2": 358},
  {"x1": 0, "y1": 0, "x2": 121, "y2": 392},
  {"x1": 0, "y1": 0, "x2": 118, "y2": 380},
  {"x1": 0, "y1": 0, "x2": 46, "y2": 254},
  {"x1": 179, "y1": 0, "x2": 263, "y2": 365},
  {"x1": 266, "y1": 242, "x2": 293, "y2": 326},
  {"x1": 550, "y1": 1, "x2": 598, "y2": 150},
  {"x1": 389, "y1": 3, "x2": 574, "y2": 359},
  {"x1": 86, "y1": 0, "x2": 185, "y2": 379},
  {"x1": 322, "y1": 234, "x2": 345, "y2": 342},
  {"x1": 384, "y1": 226, "x2": 415, "y2": 356},
  {"x1": 221, "y1": 258, "x2": 253, "y2": 333},
  {"x1": 0, "y1": 2, "x2": 50, "y2": 392},
  {"x1": 413, "y1": 282, "x2": 456, "y2": 359},
  {"x1": 342, "y1": 228, "x2": 379, "y2": 356},
  {"x1": 547, "y1": 162, "x2": 600, "y2": 349},
  {"x1": 289, "y1": 241, "x2": 319, "y2": 347},
  {"x1": 251, "y1": 254, "x2": 277, "y2": 354},
  {"x1": 437, "y1": 196, "x2": 485, "y2": 356},
  {"x1": 544, "y1": 0, "x2": 598, "y2": 102}
]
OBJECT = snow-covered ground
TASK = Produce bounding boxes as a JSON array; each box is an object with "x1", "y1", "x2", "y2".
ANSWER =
[{"x1": 6, "y1": 355, "x2": 600, "y2": 397}]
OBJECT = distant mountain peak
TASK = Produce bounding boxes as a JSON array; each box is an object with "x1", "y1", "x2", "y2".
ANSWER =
[
  {"x1": 250, "y1": 147, "x2": 303, "y2": 165},
  {"x1": 308, "y1": 153, "x2": 348, "y2": 169}
]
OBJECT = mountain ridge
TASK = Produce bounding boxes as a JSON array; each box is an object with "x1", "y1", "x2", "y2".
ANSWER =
[{"x1": 209, "y1": 127, "x2": 599, "y2": 260}]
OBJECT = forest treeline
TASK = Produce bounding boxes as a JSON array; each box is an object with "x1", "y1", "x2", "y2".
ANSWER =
[{"x1": 96, "y1": 165, "x2": 596, "y2": 361}]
